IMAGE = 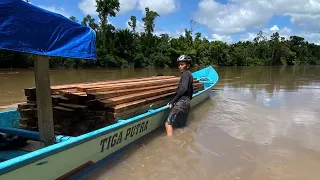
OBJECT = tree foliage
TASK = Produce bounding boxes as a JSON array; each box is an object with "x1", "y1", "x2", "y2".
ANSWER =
[{"x1": 1, "y1": 2, "x2": 320, "y2": 69}]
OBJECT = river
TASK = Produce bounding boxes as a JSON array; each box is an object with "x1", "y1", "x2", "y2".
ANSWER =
[{"x1": 1, "y1": 66, "x2": 320, "y2": 179}]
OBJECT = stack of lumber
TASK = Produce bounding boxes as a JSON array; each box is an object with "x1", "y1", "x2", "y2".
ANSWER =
[{"x1": 17, "y1": 75, "x2": 205, "y2": 136}]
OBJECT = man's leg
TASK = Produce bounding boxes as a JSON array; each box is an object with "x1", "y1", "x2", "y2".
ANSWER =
[
  {"x1": 165, "y1": 106, "x2": 178, "y2": 136},
  {"x1": 174, "y1": 99, "x2": 190, "y2": 128},
  {"x1": 165, "y1": 122, "x2": 173, "y2": 136}
]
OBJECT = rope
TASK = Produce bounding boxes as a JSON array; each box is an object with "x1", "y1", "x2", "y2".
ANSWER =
[{"x1": 39, "y1": 136, "x2": 56, "y2": 144}]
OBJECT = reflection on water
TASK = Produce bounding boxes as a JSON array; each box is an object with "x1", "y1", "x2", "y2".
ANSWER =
[{"x1": 1, "y1": 66, "x2": 320, "y2": 179}]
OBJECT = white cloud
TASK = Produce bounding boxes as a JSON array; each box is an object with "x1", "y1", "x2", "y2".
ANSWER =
[
  {"x1": 270, "y1": 25, "x2": 280, "y2": 32},
  {"x1": 78, "y1": 0, "x2": 320, "y2": 44},
  {"x1": 296, "y1": 32, "x2": 320, "y2": 45},
  {"x1": 211, "y1": 34, "x2": 233, "y2": 44},
  {"x1": 193, "y1": 0, "x2": 320, "y2": 35},
  {"x1": 138, "y1": 0, "x2": 179, "y2": 15},
  {"x1": 119, "y1": 0, "x2": 138, "y2": 14},
  {"x1": 125, "y1": 21, "x2": 186, "y2": 38},
  {"x1": 289, "y1": 13, "x2": 320, "y2": 33},
  {"x1": 193, "y1": 0, "x2": 271, "y2": 34},
  {"x1": 175, "y1": 30, "x2": 185, "y2": 37},
  {"x1": 125, "y1": 19, "x2": 144, "y2": 32},
  {"x1": 239, "y1": 24, "x2": 320, "y2": 45},
  {"x1": 154, "y1": 30, "x2": 171, "y2": 36},
  {"x1": 78, "y1": 0, "x2": 98, "y2": 16},
  {"x1": 78, "y1": 0, "x2": 179, "y2": 16},
  {"x1": 78, "y1": 0, "x2": 137, "y2": 16},
  {"x1": 239, "y1": 32, "x2": 257, "y2": 42},
  {"x1": 38, "y1": 5, "x2": 70, "y2": 18},
  {"x1": 240, "y1": 25, "x2": 293, "y2": 42}
]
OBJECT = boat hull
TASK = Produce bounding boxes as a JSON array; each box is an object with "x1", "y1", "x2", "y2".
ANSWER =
[{"x1": 0, "y1": 66, "x2": 218, "y2": 180}]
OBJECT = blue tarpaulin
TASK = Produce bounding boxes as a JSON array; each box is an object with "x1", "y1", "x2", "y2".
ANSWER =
[{"x1": 0, "y1": 0, "x2": 96, "y2": 60}]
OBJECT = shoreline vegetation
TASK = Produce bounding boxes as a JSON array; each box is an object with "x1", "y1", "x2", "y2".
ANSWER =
[{"x1": 1, "y1": 1, "x2": 320, "y2": 69}]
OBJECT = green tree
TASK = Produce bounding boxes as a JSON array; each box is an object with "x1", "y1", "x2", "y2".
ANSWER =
[
  {"x1": 128, "y1": 16, "x2": 137, "y2": 32},
  {"x1": 2, "y1": 5, "x2": 320, "y2": 69},
  {"x1": 69, "y1": 16, "x2": 78, "y2": 22},
  {"x1": 142, "y1": 7, "x2": 159, "y2": 35}
]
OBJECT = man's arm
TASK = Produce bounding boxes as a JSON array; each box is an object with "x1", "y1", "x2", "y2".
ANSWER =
[{"x1": 169, "y1": 72, "x2": 190, "y2": 105}]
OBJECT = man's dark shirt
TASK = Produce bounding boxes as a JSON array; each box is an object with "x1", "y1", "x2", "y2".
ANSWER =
[{"x1": 169, "y1": 70, "x2": 193, "y2": 105}]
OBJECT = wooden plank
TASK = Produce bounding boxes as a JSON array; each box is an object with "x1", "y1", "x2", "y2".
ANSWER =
[
  {"x1": 108, "y1": 85, "x2": 205, "y2": 121},
  {"x1": 27, "y1": 100, "x2": 37, "y2": 104},
  {"x1": 107, "y1": 82, "x2": 204, "y2": 113},
  {"x1": 51, "y1": 95, "x2": 74, "y2": 104},
  {"x1": 53, "y1": 106, "x2": 74, "y2": 113},
  {"x1": 25, "y1": 86, "x2": 80, "y2": 96},
  {"x1": 25, "y1": 81, "x2": 110, "y2": 96},
  {"x1": 87, "y1": 82, "x2": 179, "y2": 100},
  {"x1": 62, "y1": 91, "x2": 87, "y2": 97},
  {"x1": 26, "y1": 95, "x2": 36, "y2": 101},
  {"x1": 34, "y1": 55, "x2": 55, "y2": 147},
  {"x1": 24, "y1": 76, "x2": 175, "y2": 95},
  {"x1": 96, "y1": 83, "x2": 203, "y2": 106},
  {"x1": 107, "y1": 97, "x2": 173, "y2": 121},
  {"x1": 24, "y1": 76, "x2": 180, "y2": 99},
  {"x1": 62, "y1": 92, "x2": 87, "y2": 102},
  {"x1": 54, "y1": 124, "x2": 73, "y2": 135},
  {"x1": 55, "y1": 76, "x2": 174, "y2": 91},
  {"x1": 85, "y1": 78, "x2": 201, "y2": 94},
  {"x1": 83, "y1": 110, "x2": 97, "y2": 116},
  {"x1": 53, "y1": 117, "x2": 73, "y2": 126},
  {"x1": 58, "y1": 89, "x2": 78, "y2": 96},
  {"x1": 85, "y1": 78, "x2": 181, "y2": 93},
  {"x1": 76, "y1": 76, "x2": 177, "y2": 91},
  {"x1": 98, "y1": 86, "x2": 178, "y2": 108},
  {"x1": 95, "y1": 111, "x2": 107, "y2": 116},
  {"x1": 52, "y1": 106, "x2": 82, "y2": 124},
  {"x1": 24, "y1": 88, "x2": 36, "y2": 97},
  {"x1": 109, "y1": 92, "x2": 176, "y2": 113},
  {"x1": 20, "y1": 74, "x2": 204, "y2": 136},
  {"x1": 57, "y1": 103, "x2": 88, "y2": 112},
  {"x1": 20, "y1": 124, "x2": 38, "y2": 131},
  {"x1": 17, "y1": 103, "x2": 36, "y2": 110},
  {"x1": 52, "y1": 106, "x2": 77, "y2": 118},
  {"x1": 20, "y1": 117, "x2": 38, "y2": 127},
  {"x1": 82, "y1": 77, "x2": 180, "y2": 93},
  {"x1": 18, "y1": 108, "x2": 37, "y2": 118}
]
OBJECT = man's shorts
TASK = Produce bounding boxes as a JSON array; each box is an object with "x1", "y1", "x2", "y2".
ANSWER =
[{"x1": 165, "y1": 97, "x2": 190, "y2": 128}]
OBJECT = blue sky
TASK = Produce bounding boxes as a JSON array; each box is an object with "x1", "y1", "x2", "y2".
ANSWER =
[{"x1": 29, "y1": 0, "x2": 320, "y2": 44}]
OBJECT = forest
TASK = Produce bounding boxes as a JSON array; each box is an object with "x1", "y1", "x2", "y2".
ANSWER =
[{"x1": 1, "y1": 0, "x2": 320, "y2": 69}]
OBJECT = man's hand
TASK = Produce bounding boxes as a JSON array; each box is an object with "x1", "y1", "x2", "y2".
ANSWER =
[{"x1": 169, "y1": 103, "x2": 173, "y2": 109}]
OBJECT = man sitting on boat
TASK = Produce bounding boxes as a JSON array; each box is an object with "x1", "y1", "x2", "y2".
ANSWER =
[{"x1": 165, "y1": 55, "x2": 194, "y2": 136}]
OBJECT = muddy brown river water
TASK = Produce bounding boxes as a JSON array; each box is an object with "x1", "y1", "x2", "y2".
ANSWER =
[{"x1": 1, "y1": 66, "x2": 320, "y2": 180}]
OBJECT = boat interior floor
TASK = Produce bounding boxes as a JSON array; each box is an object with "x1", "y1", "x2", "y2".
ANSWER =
[
  {"x1": 19, "y1": 140, "x2": 41, "y2": 152},
  {"x1": 0, "y1": 140, "x2": 41, "y2": 163}
]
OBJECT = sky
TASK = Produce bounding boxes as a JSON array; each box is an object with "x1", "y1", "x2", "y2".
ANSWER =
[{"x1": 28, "y1": 0, "x2": 320, "y2": 44}]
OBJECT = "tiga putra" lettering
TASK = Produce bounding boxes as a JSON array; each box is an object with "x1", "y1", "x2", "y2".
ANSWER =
[{"x1": 100, "y1": 120, "x2": 149, "y2": 153}]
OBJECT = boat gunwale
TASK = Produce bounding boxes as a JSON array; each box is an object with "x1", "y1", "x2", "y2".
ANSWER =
[{"x1": 0, "y1": 66, "x2": 218, "y2": 175}]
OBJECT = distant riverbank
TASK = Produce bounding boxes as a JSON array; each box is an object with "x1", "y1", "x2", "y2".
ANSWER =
[{"x1": 1, "y1": 30, "x2": 320, "y2": 70}]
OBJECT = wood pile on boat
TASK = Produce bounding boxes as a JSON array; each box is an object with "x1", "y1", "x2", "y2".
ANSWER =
[{"x1": 17, "y1": 76, "x2": 205, "y2": 136}]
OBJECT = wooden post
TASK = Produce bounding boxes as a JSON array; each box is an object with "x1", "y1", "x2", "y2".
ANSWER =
[{"x1": 34, "y1": 55, "x2": 55, "y2": 147}]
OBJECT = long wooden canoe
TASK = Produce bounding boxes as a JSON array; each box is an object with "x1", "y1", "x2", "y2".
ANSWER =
[{"x1": 0, "y1": 66, "x2": 219, "y2": 180}]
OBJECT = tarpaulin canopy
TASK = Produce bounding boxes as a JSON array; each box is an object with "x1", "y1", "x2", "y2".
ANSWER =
[{"x1": 0, "y1": 0, "x2": 96, "y2": 60}]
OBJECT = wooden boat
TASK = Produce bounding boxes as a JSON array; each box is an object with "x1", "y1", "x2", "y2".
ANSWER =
[{"x1": 0, "y1": 66, "x2": 218, "y2": 179}]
